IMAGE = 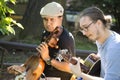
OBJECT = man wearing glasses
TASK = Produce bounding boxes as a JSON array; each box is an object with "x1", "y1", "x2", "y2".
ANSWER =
[{"x1": 69, "y1": 7, "x2": 120, "y2": 80}]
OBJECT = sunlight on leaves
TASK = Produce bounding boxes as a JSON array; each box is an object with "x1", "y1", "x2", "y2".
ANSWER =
[{"x1": 0, "y1": 0, "x2": 24, "y2": 35}]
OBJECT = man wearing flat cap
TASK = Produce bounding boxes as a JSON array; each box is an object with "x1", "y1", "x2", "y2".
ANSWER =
[
  {"x1": 37, "y1": 2, "x2": 76, "y2": 80},
  {"x1": 7, "y1": 2, "x2": 76, "y2": 80}
]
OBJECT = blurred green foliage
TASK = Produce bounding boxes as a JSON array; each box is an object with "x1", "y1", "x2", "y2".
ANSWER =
[
  {"x1": 75, "y1": 35, "x2": 97, "y2": 51},
  {"x1": 67, "y1": 0, "x2": 120, "y2": 33},
  {"x1": 0, "y1": 0, "x2": 24, "y2": 35}
]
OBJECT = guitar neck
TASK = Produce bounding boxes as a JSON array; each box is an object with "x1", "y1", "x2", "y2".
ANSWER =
[{"x1": 60, "y1": 50, "x2": 100, "y2": 75}]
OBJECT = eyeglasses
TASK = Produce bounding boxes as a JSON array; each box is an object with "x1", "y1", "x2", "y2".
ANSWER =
[{"x1": 79, "y1": 21, "x2": 94, "y2": 32}]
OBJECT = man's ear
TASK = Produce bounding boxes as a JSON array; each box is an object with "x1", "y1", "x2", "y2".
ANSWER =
[
  {"x1": 97, "y1": 20, "x2": 101, "y2": 25},
  {"x1": 96, "y1": 20, "x2": 103, "y2": 28}
]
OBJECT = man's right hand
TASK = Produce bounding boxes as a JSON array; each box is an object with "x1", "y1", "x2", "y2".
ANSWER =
[
  {"x1": 7, "y1": 65, "x2": 25, "y2": 75},
  {"x1": 69, "y1": 57, "x2": 82, "y2": 77}
]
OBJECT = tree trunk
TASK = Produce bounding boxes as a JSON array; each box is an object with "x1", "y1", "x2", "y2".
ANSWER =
[{"x1": 19, "y1": 0, "x2": 47, "y2": 39}]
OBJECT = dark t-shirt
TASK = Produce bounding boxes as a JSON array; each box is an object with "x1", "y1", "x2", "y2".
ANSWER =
[{"x1": 41, "y1": 27, "x2": 75, "y2": 80}]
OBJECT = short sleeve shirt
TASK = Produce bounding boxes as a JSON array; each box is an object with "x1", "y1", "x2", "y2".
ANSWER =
[{"x1": 96, "y1": 31, "x2": 120, "y2": 80}]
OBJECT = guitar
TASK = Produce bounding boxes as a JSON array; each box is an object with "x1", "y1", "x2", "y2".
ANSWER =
[
  {"x1": 61, "y1": 50, "x2": 101, "y2": 77},
  {"x1": 14, "y1": 50, "x2": 66, "y2": 80},
  {"x1": 13, "y1": 27, "x2": 63, "y2": 80}
]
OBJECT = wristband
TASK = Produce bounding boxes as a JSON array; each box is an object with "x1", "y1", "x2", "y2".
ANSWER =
[{"x1": 45, "y1": 58, "x2": 52, "y2": 65}]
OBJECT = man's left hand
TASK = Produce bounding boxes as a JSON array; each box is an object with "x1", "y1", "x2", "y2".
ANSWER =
[{"x1": 36, "y1": 42, "x2": 50, "y2": 61}]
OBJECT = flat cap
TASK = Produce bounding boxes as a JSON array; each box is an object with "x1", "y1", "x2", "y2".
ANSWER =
[{"x1": 40, "y1": 2, "x2": 64, "y2": 17}]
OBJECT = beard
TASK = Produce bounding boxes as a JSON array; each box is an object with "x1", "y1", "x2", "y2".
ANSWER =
[
  {"x1": 87, "y1": 34, "x2": 96, "y2": 42},
  {"x1": 88, "y1": 37, "x2": 96, "y2": 43},
  {"x1": 88, "y1": 27, "x2": 100, "y2": 42},
  {"x1": 87, "y1": 33, "x2": 99, "y2": 43}
]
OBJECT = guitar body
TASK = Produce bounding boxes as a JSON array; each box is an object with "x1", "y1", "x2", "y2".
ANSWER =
[
  {"x1": 88, "y1": 59, "x2": 101, "y2": 77},
  {"x1": 15, "y1": 55, "x2": 45, "y2": 80},
  {"x1": 83, "y1": 54, "x2": 101, "y2": 76}
]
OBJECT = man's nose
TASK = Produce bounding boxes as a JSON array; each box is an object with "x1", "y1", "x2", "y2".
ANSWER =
[{"x1": 46, "y1": 20, "x2": 52, "y2": 26}]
